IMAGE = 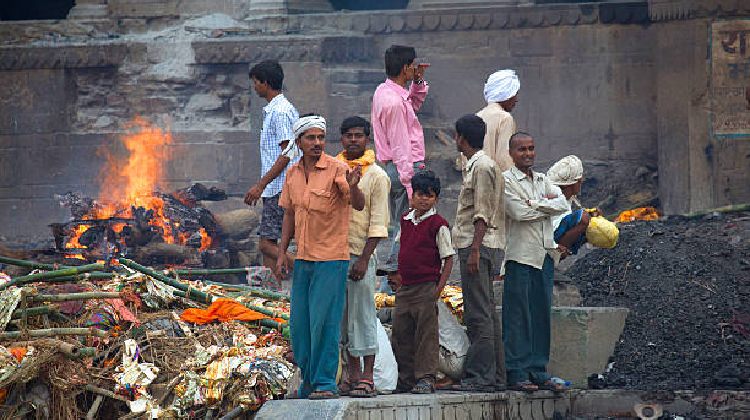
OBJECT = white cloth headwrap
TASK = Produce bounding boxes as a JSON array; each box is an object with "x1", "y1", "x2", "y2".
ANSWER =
[
  {"x1": 483, "y1": 69, "x2": 520, "y2": 103},
  {"x1": 547, "y1": 155, "x2": 583, "y2": 186},
  {"x1": 293, "y1": 115, "x2": 327, "y2": 139}
]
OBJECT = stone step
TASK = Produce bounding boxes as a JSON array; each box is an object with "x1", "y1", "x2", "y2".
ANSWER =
[
  {"x1": 256, "y1": 389, "x2": 748, "y2": 419},
  {"x1": 256, "y1": 390, "x2": 570, "y2": 420}
]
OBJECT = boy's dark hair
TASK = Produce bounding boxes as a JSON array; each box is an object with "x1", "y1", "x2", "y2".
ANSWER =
[
  {"x1": 340, "y1": 116, "x2": 371, "y2": 136},
  {"x1": 249, "y1": 60, "x2": 284, "y2": 91},
  {"x1": 455, "y1": 114, "x2": 486, "y2": 149},
  {"x1": 300, "y1": 112, "x2": 320, "y2": 118},
  {"x1": 384, "y1": 45, "x2": 416, "y2": 78},
  {"x1": 411, "y1": 170, "x2": 441, "y2": 197}
]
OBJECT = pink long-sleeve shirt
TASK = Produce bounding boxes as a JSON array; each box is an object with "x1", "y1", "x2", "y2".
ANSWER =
[{"x1": 371, "y1": 78, "x2": 429, "y2": 198}]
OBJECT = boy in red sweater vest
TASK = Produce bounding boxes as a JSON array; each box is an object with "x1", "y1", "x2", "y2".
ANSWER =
[{"x1": 389, "y1": 170, "x2": 455, "y2": 394}]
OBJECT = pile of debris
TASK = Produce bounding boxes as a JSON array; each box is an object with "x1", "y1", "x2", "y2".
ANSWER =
[
  {"x1": 570, "y1": 209, "x2": 750, "y2": 390},
  {"x1": 0, "y1": 256, "x2": 292, "y2": 419}
]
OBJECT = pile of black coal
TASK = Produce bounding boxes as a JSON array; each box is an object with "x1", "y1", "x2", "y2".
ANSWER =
[{"x1": 569, "y1": 211, "x2": 750, "y2": 390}]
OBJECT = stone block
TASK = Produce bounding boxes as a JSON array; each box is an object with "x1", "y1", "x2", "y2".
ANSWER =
[
  {"x1": 548, "y1": 307, "x2": 628, "y2": 388},
  {"x1": 0, "y1": 70, "x2": 73, "y2": 135},
  {"x1": 495, "y1": 306, "x2": 627, "y2": 388}
]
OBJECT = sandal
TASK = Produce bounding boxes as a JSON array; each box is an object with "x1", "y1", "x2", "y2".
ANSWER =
[
  {"x1": 350, "y1": 379, "x2": 377, "y2": 398},
  {"x1": 509, "y1": 381, "x2": 538, "y2": 393},
  {"x1": 538, "y1": 378, "x2": 569, "y2": 393},
  {"x1": 338, "y1": 380, "x2": 355, "y2": 396},
  {"x1": 308, "y1": 390, "x2": 339, "y2": 400},
  {"x1": 410, "y1": 378, "x2": 435, "y2": 394}
]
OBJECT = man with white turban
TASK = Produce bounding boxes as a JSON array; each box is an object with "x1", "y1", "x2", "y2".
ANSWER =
[
  {"x1": 276, "y1": 114, "x2": 365, "y2": 400},
  {"x1": 546, "y1": 155, "x2": 590, "y2": 258},
  {"x1": 475, "y1": 69, "x2": 520, "y2": 172}
]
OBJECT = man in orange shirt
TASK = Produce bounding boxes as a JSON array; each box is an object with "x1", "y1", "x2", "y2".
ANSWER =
[{"x1": 276, "y1": 114, "x2": 365, "y2": 400}]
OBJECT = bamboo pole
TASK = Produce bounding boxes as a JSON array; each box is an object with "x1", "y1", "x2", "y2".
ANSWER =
[
  {"x1": 11, "y1": 306, "x2": 54, "y2": 319},
  {"x1": 0, "y1": 255, "x2": 70, "y2": 271},
  {"x1": 0, "y1": 328, "x2": 107, "y2": 339},
  {"x1": 204, "y1": 281, "x2": 289, "y2": 301},
  {"x1": 44, "y1": 273, "x2": 116, "y2": 282},
  {"x1": 119, "y1": 258, "x2": 213, "y2": 304},
  {"x1": 244, "y1": 305, "x2": 289, "y2": 321},
  {"x1": 258, "y1": 319, "x2": 289, "y2": 338},
  {"x1": 0, "y1": 263, "x2": 105, "y2": 290},
  {"x1": 28, "y1": 292, "x2": 122, "y2": 303},
  {"x1": 172, "y1": 268, "x2": 255, "y2": 276}
]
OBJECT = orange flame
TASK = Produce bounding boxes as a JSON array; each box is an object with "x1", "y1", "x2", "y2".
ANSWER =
[
  {"x1": 615, "y1": 207, "x2": 660, "y2": 223},
  {"x1": 98, "y1": 117, "x2": 172, "y2": 208},
  {"x1": 63, "y1": 118, "x2": 213, "y2": 255}
]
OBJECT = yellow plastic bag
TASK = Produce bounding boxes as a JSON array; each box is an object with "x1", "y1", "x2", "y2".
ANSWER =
[{"x1": 586, "y1": 216, "x2": 619, "y2": 249}]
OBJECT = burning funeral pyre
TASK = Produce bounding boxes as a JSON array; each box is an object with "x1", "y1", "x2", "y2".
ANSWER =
[{"x1": 50, "y1": 119, "x2": 224, "y2": 267}]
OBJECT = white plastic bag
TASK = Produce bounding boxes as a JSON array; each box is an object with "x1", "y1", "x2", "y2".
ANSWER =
[
  {"x1": 373, "y1": 319, "x2": 397, "y2": 392},
  {"x1": 438, "y1": 301, "x2": 470, "y2": 380}
]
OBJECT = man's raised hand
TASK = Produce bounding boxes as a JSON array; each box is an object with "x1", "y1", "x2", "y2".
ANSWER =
[{"x1": 346, "y1": 165, "x2": 362, "y2": 188}]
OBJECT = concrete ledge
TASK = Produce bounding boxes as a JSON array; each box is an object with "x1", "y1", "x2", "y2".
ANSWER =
[
  {"x1": 256, "y1": 391, "x2": 570, "y2": 420},
  {"x1": 256, "y1": 389, "x2": 750, "y2": 419}
]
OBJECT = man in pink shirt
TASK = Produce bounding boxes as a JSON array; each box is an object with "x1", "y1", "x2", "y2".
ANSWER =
[{"x1": 371, "y1": 45, "x2": 429, "y2": 235}]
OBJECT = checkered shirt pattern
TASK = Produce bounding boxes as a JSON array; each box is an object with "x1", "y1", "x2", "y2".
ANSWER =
[{"x1": 260, "y1": 94, "x2": 299, "y2": 197}]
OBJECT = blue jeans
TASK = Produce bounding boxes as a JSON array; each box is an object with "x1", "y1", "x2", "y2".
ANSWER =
[{"x1": 290, "y1": 259, "x2": 348, "y2": 397}]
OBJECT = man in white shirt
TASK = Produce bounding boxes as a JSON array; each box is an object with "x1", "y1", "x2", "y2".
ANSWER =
[{"x1": 502, "y1": 132, "x2": 569, "y2": 392}]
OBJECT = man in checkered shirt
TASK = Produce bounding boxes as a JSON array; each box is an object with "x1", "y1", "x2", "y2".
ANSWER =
[{"x1": 245, "y1": 60, "x2": 300, "y2": 272}]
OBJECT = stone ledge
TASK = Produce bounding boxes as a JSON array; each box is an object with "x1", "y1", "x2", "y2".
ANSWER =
[
  {"x1": 192, "y1": 35, "x2": 374, "y2": 64},
  {"x1": 0, "y1": 44, "x2": 128, "y2": 70},
  {"x1": 256, "y1": 391, "x2": 570, "y2": 420},
  {"x1": 283, "y1": 3, "x2": 643, "y2": 35},
  {"x1": 256, "y1": 389, "x2": 750, "y2": 419},
  {"x1": 649, "y1": 0, "x2": 750, "y2": 21}
]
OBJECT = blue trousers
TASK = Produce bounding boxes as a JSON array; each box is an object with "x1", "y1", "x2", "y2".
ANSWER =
[
  {"x1": 290, "y1": 259, "x2": 348, "y2": 397},
  {"x1": 502, "y1": 255, "x2": 554, "y2": 385}
]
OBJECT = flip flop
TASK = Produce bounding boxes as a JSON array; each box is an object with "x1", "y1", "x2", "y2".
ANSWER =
[
  {"x1": 308, "y1": 390, "x2": 339, "y2": 400},
  {"x1": 538, "y1": 378, "x2": 569, "y2": 393},
  {"x1": 509, "y1": 381, "x2": 538, "y2": 393},
  {"x1": 338, "y1": 380, "x2": 355, "y2": 396}
]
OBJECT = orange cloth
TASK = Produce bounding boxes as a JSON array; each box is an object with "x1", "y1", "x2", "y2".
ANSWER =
[
  {"x1": 180, "y1": 298, "x2": 268, "y2": 325},
  {"x1": 279, "y1": 153, "x2": 352, "y2": 261},
  {"x1": 9, "y1": 347, "x2": 27, "y2": 363}
]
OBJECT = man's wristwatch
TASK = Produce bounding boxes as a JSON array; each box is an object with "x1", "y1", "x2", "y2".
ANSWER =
[{"x1": 414, "y1": 78, "x2": 425, "y2": 85}]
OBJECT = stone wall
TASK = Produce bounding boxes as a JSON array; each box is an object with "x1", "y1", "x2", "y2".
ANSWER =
[{"x1": 0, "y1": 2, "x2": 748, "y2": 243}]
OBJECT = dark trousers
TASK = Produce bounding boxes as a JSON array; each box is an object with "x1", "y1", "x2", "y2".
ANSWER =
[
  {"x1": 459, "y1": 246, "x2": 506, "y2": 387},
  {"x1": 391, "y1": 281, "x2": 439, "y2": 390},
  {"x1": 502, "y1": 255, "x2": 554, "y2": 385}
]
